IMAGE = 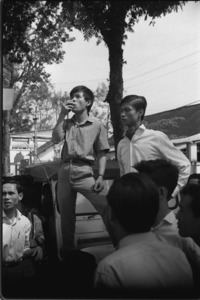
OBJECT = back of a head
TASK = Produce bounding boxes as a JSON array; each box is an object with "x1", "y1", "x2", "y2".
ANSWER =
[
  {"x1": 188, "y1": 173, "x2": 200, "y2": 185},
  {"x1": 107, "y1": 173, "x2": 159, "y2": 233},
  {"x1": 120, "y1": 95, "x2": 147, "y2": 121},
  {"x1": 70, "y1": 85, "x2": 94, "y2": 113},
  {"x1": 181, "y1": 184, "x2": 200, "y2": 218},
  {"x1": 135, "y1": 159, "x2": 178, "y2": 200}
]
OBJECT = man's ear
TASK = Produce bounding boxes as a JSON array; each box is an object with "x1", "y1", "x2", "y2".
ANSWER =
[
  {"x1": 86, "y1": 99, "x2": 92, "y2": 108},
  {"x1": 138, "y1": 109, "x2": 144, "y2": 119},
  {"x1": 18, "y1": 192, "x2": 23, "y2": 202},
  {"x1": 158, "y1": 186, "x2": 168, "y2": 200}
]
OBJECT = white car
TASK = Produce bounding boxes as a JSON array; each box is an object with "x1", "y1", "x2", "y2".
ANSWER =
[{"x1": 21, "y1": 160, "x2": 119, "y2": 262}]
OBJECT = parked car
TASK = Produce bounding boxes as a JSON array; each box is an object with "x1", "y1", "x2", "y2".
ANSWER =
[{"x1": 20, "y1": 159, "x2": 120, "y2": 262}]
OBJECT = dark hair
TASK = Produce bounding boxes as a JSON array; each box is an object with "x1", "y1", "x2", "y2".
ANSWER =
[
  {"x1": 120, "y1": 95, "x2": 147, "y2": 121},
  {"x1": 135, "y1": 159, "x2": 179, "y2": 200},
  {"x1": 188, "y1": 173, "x2": 200, "y2": 184},
  {"x1": 70, "y1": 85, "x2": 94, "y2": 113},
  {"x1": 180, "y1": 184, "x2": 200, "y2": 218},
  {"x1": 2, "y1": 177, "x2": 23, "y2": 194},
  {"x1": 107, "y1": 173, "x2": 159, "y2": 233}
]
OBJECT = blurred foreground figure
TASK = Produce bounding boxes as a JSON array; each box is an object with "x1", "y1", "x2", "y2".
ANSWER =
[
  {"x1": 136, "y1": 159, "x2": 200, "y2": 296},
  {"x1": 94, "y1": 173, "x2": 194, "y2": 298},
  {"x1": 187, "y1": 173, "x2": 200, "y2": 185},
  {"x1": 177, "y1": 184, "x2": 200, "y2": 247}
]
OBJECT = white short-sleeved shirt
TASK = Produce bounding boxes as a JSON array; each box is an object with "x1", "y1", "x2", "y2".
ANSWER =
[
  {"x1": 153, "y1": 211, "x2": 200, "y2": 271},
  {"x1": 3, "y1": 209, "x2": 31, "y2": 263}
]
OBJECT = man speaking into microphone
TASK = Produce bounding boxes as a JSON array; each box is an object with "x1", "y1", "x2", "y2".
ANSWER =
[{"x1": 52, "y1": 86, "x2": 110, "y2": 258}]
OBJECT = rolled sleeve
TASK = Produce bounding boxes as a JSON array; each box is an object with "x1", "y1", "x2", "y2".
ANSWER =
[
  {"x1": 95, "y1": 123, "x2": 110, "y2": 154},
  {"x1": 33, "y1": 215, "x2": 45, "y2": 241},
  {"x1": 117, "y1": 142, "x2": 125, "y2": 176},
  {"x1": 157, "y1": 132, "x2": 191, "y2": 195}
]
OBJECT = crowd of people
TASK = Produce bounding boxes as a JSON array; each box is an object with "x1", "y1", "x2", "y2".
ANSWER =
[{"x1": 2, "y1": 85, "x2": 200, "y2": 298}]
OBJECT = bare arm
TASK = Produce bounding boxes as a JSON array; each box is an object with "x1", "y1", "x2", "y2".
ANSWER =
[
  {"x1": 52, "y1": 102, "x2": 74, "y2": 143},
  {"x1": 93, "y1": 152, "x2": 107, "y2": 192}
]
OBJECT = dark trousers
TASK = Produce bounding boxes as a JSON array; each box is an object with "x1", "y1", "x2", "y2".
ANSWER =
[{"x1": 2, "y1": 258, "x2": 36, "y2": 298}]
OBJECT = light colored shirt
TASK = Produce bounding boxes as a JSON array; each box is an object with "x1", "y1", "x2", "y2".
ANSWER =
[
  {"x1": 152, "y1": 211, "x2": 181, "y2": 247},
  {"x1": 117, "y1": 124, "x2": 191, "y2": 196},
  {"x1": 3, "y1": 209, "x2": 31, "y2": 263},
  {"x1": 59, "y1": 116, "x2": 109, "y2": 164},
  {"x1": 153, "y1": 211, "x2": 200, "y2": 271},
  {"x1": 95, "y1": 232, "x2": 193, "y2": 292}
]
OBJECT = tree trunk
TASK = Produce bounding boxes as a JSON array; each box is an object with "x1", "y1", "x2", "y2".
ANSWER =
[{"x1": 104, "y1": 31, "x2": 125, "y2": 158}]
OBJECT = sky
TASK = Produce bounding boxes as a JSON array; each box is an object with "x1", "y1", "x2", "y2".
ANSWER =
[{"x1": 45, "y1": 1, "x2": 200, "y2": 116}]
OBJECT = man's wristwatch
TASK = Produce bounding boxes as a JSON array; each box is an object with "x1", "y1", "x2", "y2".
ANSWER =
[{"x1": 98, "y1": 174, "x2": 104, "y2": 179}]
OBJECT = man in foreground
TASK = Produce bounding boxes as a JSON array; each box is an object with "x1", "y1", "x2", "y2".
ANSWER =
[
  {"x1": 94, "y1": 173, "x2": 193, "y2": 298},
  {"x1": 177, "y1": 183, "x2": 200, "y2": 247}
]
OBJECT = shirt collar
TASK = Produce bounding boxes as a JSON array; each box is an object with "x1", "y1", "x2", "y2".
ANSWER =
[
  {"x1": 71, "y1": 115, "x2": 93, "y2": 125},
  {"x1": 163, "y1": 211, "x2": 176, "y2": 224},
  {"x1": 3, "y1": 209, "x2": 22, "y2": 221},
  {"x1": 16, "y1": 209, "x2": 22, "y2": 220},
  {"x1": 119, "y1": 231, "x2": 157, "y2": 249},
  {"x1": 125, "y1": 124, "x2": 146, "y2": 140},
  {"x1": 152, "y1": 211, "x2": 176, "y2": 230}
]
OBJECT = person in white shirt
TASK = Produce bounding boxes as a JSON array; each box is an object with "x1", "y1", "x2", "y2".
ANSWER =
[
  {"x1": 2, "y1": 179, "x2": 36, "y2": 298},
  {"x1": 117, "y1": 95, "x2": 191, "y2": 198},
  {"x1": 135, "y1": 159, "x2": 200, "y2": 296},
  {"x1": 94, "y1": 172, "x2": 194, "y2": 298},
  {"x1": 135, "y1": 159, "x2": 181, "y2": 244}
]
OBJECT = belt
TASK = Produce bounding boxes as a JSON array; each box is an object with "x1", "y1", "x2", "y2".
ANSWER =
[
  {"x1": 63, "y1": 158, "x2": 93, "y2": 165},
  {"x1": 3, "y1": 260, "x2": 21, "y2": 267}
]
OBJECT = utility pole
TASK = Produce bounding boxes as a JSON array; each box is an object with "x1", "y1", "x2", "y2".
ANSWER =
[
  {"x1": 3, "y1": 56, "x2": 14, "y2": 176},
  {"x1": 33, "y1": 107, "x2": 38, "y2": 164}
]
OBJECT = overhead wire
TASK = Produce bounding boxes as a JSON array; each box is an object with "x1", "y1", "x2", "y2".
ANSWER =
[
  {"x1": 146, "y1": 99, "x2": 200, "y2": 116},
  {"x1": 125, "y1": 51, "x2": 200, "y2": 83},
  {"x1": 125, "y1": 36, "x2": 200, "y2": 71},
  {"x1": 125, "y1": 60, "x2": 200, "y2": 90},
  {"x1": 53, "y1": 37, "x2": 200, "y2": 87},
  {"x1": 147, "y1": 87, "x2": 200, "y2": 106}
]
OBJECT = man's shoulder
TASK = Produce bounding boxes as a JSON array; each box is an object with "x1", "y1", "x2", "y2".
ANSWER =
[
  {"x1": 88, "y1": 117, "x2": 108, "y2": 133},
  {"x1": 88, "y1": 116, "x2": 102, "y2": 126},
  {"x1": 144, "y1": 127, "x2": 166, "y2": 136},
  {"x1": 142, "y1": 128, "x2": 169, "y2": 143},
  {"x1": 117, "y1": 136, "x2": 127, "y2": 147},
  {"x1": 17, "y1": 210, "x2": 31, "y2": 226},
  {"x1": 99, "y1": 242, "x2": 145, "y2": 267},
  {"x1": 98, "y1": 238, "x2": 189, "y2": 271},
  {"x1": 97, "y1": 247, "x2": 124, "y2": 271}
]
